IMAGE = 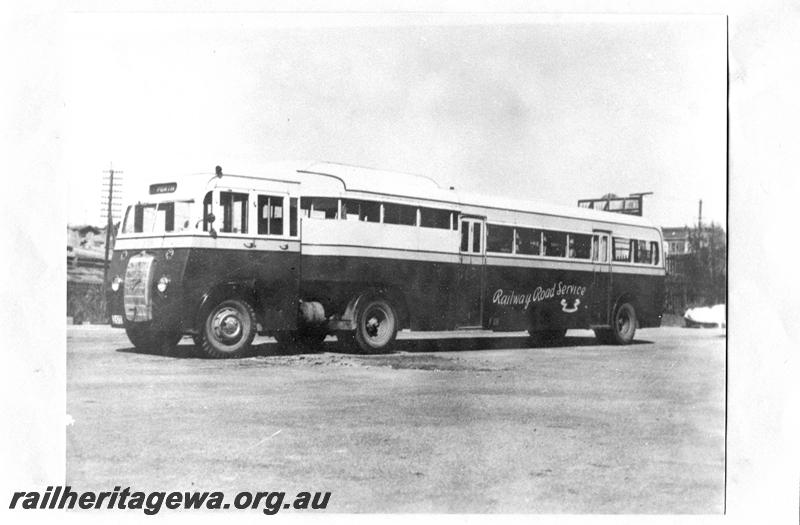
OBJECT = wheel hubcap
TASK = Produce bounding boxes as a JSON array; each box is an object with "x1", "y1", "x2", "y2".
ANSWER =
[
  {"x1": 211, "y1": 307, "x2": 244, "y2": 344},
  {"x1": 363, "y1": 306, "x2": 390, "y2": 344}
]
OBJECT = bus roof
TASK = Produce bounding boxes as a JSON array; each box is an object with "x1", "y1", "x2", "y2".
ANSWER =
[
  {"x1": 298, "y1": 161, "x2": 658, "y2": 230},
  {"x1": 136, "y1": 160, "x2": 659, "y2": 231}
]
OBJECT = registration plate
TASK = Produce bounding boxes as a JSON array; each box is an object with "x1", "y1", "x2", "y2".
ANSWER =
[{"x1": 111, "y1": 314, "x2": 124, "y2": 325}]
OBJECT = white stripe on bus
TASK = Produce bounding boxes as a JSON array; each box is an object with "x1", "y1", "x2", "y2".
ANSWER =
[
  {"x1": 303, "y1": 244, "x2": 665, "y2": 275},
  {"x1": 114, "y1": 235, "x2": 301, "y2": 252},
  {"x1": 114, "y1": 236, "x2": 664, "y2": 275}
]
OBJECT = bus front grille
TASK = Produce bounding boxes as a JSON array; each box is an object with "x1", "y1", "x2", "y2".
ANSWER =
[{"x1": 123, "y1": 254, "x2": 155, "y2": 322}]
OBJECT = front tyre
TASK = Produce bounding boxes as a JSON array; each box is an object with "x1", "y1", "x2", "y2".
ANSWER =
[
  {"x1": 125, "y1": 324, "x2": 182, "y2": 355},
  {"x1": 200, "y1": 299, "x2": 257, "y2": 358},
  {"x1": 610, "y1": 302, "x2": 637, "y2": 345},
  {"x1": 353, "y1": 297, "x2": 398, "y2": 354}
]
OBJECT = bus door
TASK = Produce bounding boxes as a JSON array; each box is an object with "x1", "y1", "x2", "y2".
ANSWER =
[
  {"x1": 455, "y1": 217, "x2": 486, "y2": 328},
  {"x1": 245, "y1": 184, "x2": 301, "y2": 331},
  {"x1": 590, "y1": 230, "x2": 612, "y2": 326}
]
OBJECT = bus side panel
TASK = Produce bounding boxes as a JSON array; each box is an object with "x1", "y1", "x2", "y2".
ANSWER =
[
  {"x1": 250, "y1": 249, "x2": 301, "y2": 332},
  {"x1": 181, "y1": 247, "x2": 300, "y2": 332},
  {"x1": 299, "y1": 254, "x2": 457, "y2": 330},
  {"x1": 484, "y1": 264, "x2": 594, "y2": 332},
  {"x1": 610, "y1": 272, "x2": 665, "y2": 328}
]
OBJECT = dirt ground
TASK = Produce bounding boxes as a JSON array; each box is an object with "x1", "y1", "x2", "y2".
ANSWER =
[{"x1": 66, "y1": 326, "x2": 725, "y2": 513}]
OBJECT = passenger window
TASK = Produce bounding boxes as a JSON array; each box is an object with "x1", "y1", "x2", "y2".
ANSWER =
[
  {"x1": 651, "y1": 241, "x2": 660, "y2": 265},
  {"x1": 599, "y1": 236, "x2": 608, "y2": 263},
  {"x1": 460, "y1": 221, "x2": 469, "y2": 251},
  {"x1": 636, "y1": 239, "x2": 651, "y2": 264},
  {"x1": 515, "y1": 228, "x2": 541, "y2": 255},
  {"x1": 220, "y1": 192, "x2": 248, "y2": 233},
  {"x1": 257, "y1": 195, "x2": 284, "y2": 235},
  {"x1": 383, "y1": 203, "x2": 417, "y2": 225},
  {"x1": 613, "y1": 237, "x2": 630, "y2": 262},
  {"x1": 420, "y1": 208, "x2": 453, "y2": 229},
  {"x1": 341, "y1": 199, "x2": 380, "y2": 222},
  {"x1": 486, "y1": 224, "x2": 514, "y2": 253},
  {"x1": 542, "y1": 230, "x2": 566, "y2": 257},
  {"x1": 301, "y1": 197, "x2": 338, "y2": 219},
  {"x1": 568, "y1": 233, "x2": 592, "y2": 259}
]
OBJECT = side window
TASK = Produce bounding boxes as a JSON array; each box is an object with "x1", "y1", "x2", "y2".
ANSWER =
[
  {"x1": 383, "y1": 203, "x2": 417, "y2": 226},
  {"x1": 220, "y1": 191, "x2": 248, "y2": 233},
  {"x1": 542, "y1": 230, "x2": 566, "y2": 257},
  {"x1": 636, "y1": 239, "x2": 651, "y2": 264},
  {"x1": 257, "y1": 195, "x2": 284, "y2": 236},
  {"x1": 420, "y1": 208, "x2": 453, "y2": 229},
  {"x1": 301, "y1": 197, "x2": 338, "y2": 219},
  {"x1": 651, "y1": 241, "x2": 660, "y2": 265},
  {"x1": 486, "y1": 224, "x2": 514, "y2": 253},
  {"x1": 516, "y1": 227, "x2": 541, "y2": 256},
  {"x1": 613, "y1": 237, "x2": 630, "y2": 262},
  {"x1": 341, "y1": 199, "x2": 380, "y2": 222},
  {"x1": 568, "y1": 233, "x2": 592, "y2": 259},
  {"x1": 460, "y1": 221, "x2": 469, "y2": 251}
]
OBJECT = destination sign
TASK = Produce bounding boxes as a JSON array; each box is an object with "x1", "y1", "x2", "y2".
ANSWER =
[{"x1": 149, "y1": 182, "x2": 177, "y2": 194}]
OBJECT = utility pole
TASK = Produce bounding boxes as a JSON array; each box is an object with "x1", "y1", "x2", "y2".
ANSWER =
[
  {"x1": 698, "y1": 199, "x2": 703, "y2": 230},
  {"x1": 101, "y1": 164, "x2": 123, "y2": 285}
]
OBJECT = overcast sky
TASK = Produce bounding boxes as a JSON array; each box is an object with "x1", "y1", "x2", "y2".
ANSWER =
[{"x1": 63, "y1": 13, "x2": 726, "y2": 228}]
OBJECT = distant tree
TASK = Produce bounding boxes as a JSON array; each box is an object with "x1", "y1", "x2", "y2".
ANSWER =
[{"x1": 686, "y1": 222, "x2": 727, "y2": 305}]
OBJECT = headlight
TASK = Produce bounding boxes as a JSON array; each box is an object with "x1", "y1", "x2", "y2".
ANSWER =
[
  {"x1": 157, "y1": 276, "x2": 170, "y2": 293},
  {"x1": 111, "y1": 276, "x2": 123, "y2": 292}
]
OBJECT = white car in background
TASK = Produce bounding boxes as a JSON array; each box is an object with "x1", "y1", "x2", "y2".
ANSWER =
[{"x1": 684, "y1": 304, "x2": 726, "y2": 328}]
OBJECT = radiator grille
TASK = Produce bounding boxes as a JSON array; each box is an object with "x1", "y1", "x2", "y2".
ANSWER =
[{"x1": 123, "y1": 254, "x2": 155, "y2": 322}]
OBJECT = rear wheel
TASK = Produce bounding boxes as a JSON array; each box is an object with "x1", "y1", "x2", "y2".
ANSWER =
[
  {"x1": 200, "y1": 299, "x2": 257, "y2": 358},
  {"x1": 610, "y1": 302, "x2": 637, "y2": 345},
  {"x1": 353, "y1": 297, "x2": 398, "y2": 354}
]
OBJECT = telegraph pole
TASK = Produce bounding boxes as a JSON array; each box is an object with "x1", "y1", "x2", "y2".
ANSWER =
[{"x1": 101, "y1": 164, "x2": 123, "y2": 285}]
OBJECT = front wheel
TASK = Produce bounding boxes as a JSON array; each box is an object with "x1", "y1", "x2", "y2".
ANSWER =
[
  {"x1": 353, "y1": 297, "x2": 398, "y2": 354},
  {"x1": 200, "y1": 299, "x2": 257, "y2": 358},
  {"x1": 610, "y1": 302, "x2": 637, "y2": 345},
  {"x1": 125, "y1": 324, "x2": 181, "y2": 355}
]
